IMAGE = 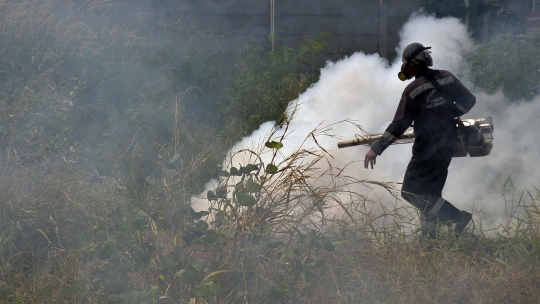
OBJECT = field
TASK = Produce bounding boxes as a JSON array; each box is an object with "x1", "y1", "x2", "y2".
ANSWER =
[{"x1": 0, "y1": 1, "x2": 538, "y2": 303}]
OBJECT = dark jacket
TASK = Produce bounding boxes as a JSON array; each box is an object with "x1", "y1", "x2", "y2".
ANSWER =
[{"x1": 371, "y1": 68, "x2": 476, "y2": 159}]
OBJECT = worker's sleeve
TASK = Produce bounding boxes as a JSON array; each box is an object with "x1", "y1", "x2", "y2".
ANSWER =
[
  {"x1": 370, "y1": 92, "x2": 415, "y2": 155},
  {"x1": 449, "y1": 75, "x2": 476, "y2": 117}
]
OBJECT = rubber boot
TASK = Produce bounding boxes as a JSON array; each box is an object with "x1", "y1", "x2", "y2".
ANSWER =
[
  {"x1": 420, "y1": 216, "x2": 437, "y2": 251},
  {"x1": 453, "y1": 211, "x2": 472, "y2": 235}
]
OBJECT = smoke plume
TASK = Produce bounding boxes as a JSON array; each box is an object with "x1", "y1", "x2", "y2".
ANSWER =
[{"x1": 194, "y1": 14, "x2": 540, "y2": 227}]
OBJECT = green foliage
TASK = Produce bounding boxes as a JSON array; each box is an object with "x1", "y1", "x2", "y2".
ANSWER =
[
  {"x1": 181, "y1": 141, "x2": 339, "y2": 302},
  {"x1": 265, "y1": 140, "x2": 284, "y2": 149},
  {"x1": 265, "y1": 164, "x2": 279, "y2": 175},
  {"x1": 466, "y1": 34, "x2": 540, "y2": 100},
  {"x1": 220, "y1": 33, "x2": 330, "y2": 138}
]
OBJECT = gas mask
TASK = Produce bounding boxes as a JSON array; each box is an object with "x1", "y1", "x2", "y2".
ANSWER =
[
  {"x1": 398, "y1": 62, "x2": 410, "y2": 81},
  {"x1": 398, "y1": 46, "x2": 432, "y2": 81}
]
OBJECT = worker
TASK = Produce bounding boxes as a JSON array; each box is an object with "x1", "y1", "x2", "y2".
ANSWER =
[{"x1": 364, "y1": 42, "x2": 475, "y2": 241}]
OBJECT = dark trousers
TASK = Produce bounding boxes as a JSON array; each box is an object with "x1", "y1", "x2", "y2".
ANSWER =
[{"x1": 401, "y1": 145, "x2": 460, "y2": 228}]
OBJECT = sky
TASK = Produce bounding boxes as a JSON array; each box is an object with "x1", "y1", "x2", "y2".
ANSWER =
[{"x1": 193, "y1": 13, "x2": 540, "y2": 228}]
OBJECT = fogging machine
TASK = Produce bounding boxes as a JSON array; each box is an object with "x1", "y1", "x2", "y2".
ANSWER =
[{"x1": 337, "y1": 117, "x2": 494, "y2": 157}]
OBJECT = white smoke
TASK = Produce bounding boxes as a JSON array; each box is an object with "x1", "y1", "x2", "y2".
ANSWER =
[{"x1": 193, "y1": 14, "x2": 540, "y2": 227}]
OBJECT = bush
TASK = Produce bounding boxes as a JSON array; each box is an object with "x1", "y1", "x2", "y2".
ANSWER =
[
  {"x1": 466, "y1": 34, "x2": 540, "y2": 101},
  {"x1": 219, "y1": 33, "x2": 330, "y2": 141}
]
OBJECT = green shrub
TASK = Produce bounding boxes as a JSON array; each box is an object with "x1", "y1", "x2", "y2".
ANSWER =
[
  {"x1": 466, "y1": 34, "x2": 540, "y2": 101},
  {"x1": 220, "y1": 33, "x2": 330, "y2": 141}
]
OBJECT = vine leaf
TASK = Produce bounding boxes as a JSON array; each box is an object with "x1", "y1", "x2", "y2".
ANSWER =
[
  {"x1": 265, "y1": 141, "x2": 283, "y2": 149},
  {"x1": 265, "y1": 164, "x2": 278, "y2": 174},
  {"x1": 236, "y1": 193, "x2": 257, "y2": 207}
]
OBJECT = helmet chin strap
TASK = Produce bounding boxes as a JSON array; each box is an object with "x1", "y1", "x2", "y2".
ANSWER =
[{"x1": 398, "y1": 46, "x2": 431, "y2": 81}]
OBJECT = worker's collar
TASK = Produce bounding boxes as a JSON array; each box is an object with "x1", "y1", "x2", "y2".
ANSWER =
[{"x1": 414, "y1": 67, "x2": 432, "y2": 79}]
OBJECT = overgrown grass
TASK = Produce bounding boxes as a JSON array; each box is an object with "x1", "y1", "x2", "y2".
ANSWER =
[
  {"x1": 0, "y1": 0, "x2": 539, "y2": 303},
  {"x1": 2, "y1": 101, "x2": 539, "y2": 303}
]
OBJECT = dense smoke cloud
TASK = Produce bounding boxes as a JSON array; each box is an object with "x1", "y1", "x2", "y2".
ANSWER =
[{"x1": 194, "y1": 14, "x2": 540, "y2": 227}]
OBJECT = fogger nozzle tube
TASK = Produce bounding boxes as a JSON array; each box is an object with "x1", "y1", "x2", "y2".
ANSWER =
[
  {"x1": 337, "y1": 117, "x2": 494, "y2": 158},
  {"x1": 337, "y1": 135, "x2": 381, "y2": 148}
]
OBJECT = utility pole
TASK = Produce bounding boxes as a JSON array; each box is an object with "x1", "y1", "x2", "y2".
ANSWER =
[
  {"x1": 464, "y1": 0, "x2": 470, "y2": 29},
  {"x1": 378, "y1": 0, "x2": 388, "y2": 59},
  {"x1": 270, "y1": 0, "x2": 275, "y2": 52},
  {"x1": 481, "y1": 0, "x2": 490, "y2": 42}
]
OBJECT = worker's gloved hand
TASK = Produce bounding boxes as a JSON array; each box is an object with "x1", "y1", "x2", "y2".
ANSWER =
[{"x1": 364, "y1": 149, "x2": 378, "y2": 169}]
